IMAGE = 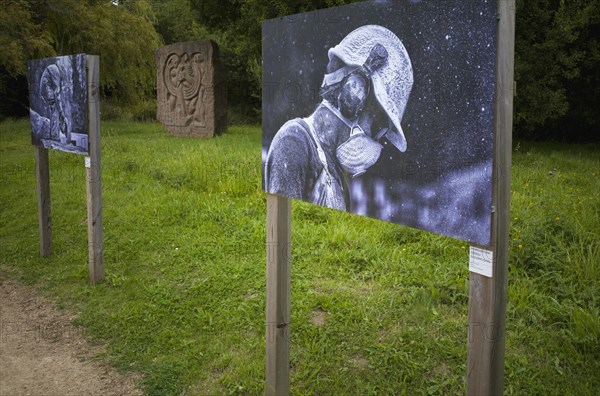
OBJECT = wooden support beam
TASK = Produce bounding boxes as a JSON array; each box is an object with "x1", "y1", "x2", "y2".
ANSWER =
[
  {"x1": 466, "y1": 0, "x2": 515, "y2": 394},
  {"x1": 85, "y1": 55, "x2": 104, "y2": 285},
  {"x1": 266, "y1": 194, "x2": 291, "y2": 396},
  {"x1": 35, "y1": 146, "x2": 52, "y2": 257}
]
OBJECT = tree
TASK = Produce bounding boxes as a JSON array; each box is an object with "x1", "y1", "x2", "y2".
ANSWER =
[
  {"x1": 0, "y1": 0, "x2": 55, "y2": 116},
  {"x1": 183, "y1": 0, "x2": 360, "y2": 119},
  {"x1": 514, "y1": 0, "x2": 600, "y2": 140},
  {"x1": 0, "y1": 0, "x2": 162, "y2": 118},
  {"x1": 150, "y1": 0, "x2": 210, "y2": 45}
]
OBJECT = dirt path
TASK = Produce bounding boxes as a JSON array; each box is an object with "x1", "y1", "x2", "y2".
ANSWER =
[{"x1": 0, "y1": 274, "x2": 142, "y2": 396}]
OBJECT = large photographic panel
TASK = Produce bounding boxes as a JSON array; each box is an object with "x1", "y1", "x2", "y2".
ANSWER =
[
  {"x1": 28, "y1": 54, "x2": 88, "y2": 155},
  {"x1": 262, "y1": 1, "x2": 497, "y2": 245}
]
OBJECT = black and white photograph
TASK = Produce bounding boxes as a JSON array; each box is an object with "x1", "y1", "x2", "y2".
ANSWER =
[
  {"x1": 262, "y1": 1, "x2": 497, "y2": 245},
  {"x1": 28, "y1": 54, "x2": 88, "y2": 155}
]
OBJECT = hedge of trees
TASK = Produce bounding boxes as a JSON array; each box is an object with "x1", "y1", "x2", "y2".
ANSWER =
[{"x1": 1, "y1": 0, "x2": 598, "y2": 141}]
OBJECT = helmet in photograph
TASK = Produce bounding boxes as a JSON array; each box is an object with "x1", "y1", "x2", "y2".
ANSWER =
[{"x1": 325, "y1": 25, "x2": 413, "y2": 152}]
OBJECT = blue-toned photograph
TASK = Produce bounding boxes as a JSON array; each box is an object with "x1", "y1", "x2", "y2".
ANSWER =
[
  {"x1": 28, "y1": 54, "x2": 88, "y2": 155},
  {"x1": 262, "y1": 1, "x2": 497, "y2": 245}
]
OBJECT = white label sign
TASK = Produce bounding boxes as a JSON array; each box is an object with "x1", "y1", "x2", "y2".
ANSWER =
[
  {"x1": 85, "y1": 156, "x2": 91, "y2": 168},
  {"x1": 469, "y1": 246, "x2": 494, "y2": 277}
]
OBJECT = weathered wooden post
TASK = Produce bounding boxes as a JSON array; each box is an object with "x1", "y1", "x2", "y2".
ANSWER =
[
  {"x1": 265, "y1": 194, "x2": 291, "y2": 395},
  {"x1": 85, "y1": 55, "x2": 104, "y2": 284},
  {"x1": 466, "y1": 0, "x2": 515, "y2": 394}
]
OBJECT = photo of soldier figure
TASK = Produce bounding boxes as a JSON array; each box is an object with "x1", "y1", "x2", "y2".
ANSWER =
[{"x1": 264, "y1": 25, "x2": 413, "y2": 211}]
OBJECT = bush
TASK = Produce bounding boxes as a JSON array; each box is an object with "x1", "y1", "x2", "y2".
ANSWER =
[
  {"x1": 100, "y1": 99, "x2": 131, "y2": 121},
  {"x1": 100, "y1": 99, "x2": 157, "y2": 122},
  {"x1": 132, "y1": 99, "x2": 157, "y2": 122}
]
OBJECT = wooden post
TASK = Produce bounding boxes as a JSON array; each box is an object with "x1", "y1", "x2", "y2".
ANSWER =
[
  {"x1": 35, "y1": 146, "x2": 52, "y2": 256},
  {"x1": 466, "y1": 0, "x2": 515, "y2": 394},
  {"x1": 85, "y1": 55, "x2": 104, "y2": 284},
  {"x1": 266, "y1": 193, "x2": 291, "y2": 395}
]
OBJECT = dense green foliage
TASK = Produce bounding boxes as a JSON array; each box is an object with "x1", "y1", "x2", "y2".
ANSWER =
[
  {"x1": 1, "y1": 120, "x2": 599, "y2": 394},
  {"x1": 0, "y1": 0, "x2": 161, "y2": 115},
  {"x1": 1, "y1": 0, "x2": 598, "y2": 140},
  {"x1": 514, "y1": 0, "x2": 600, "y2": 141}
]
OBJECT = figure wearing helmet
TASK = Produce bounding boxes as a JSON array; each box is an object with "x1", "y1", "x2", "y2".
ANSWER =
[{"x1": 265, "y1": 25, "x2": 413, "y2": 211}]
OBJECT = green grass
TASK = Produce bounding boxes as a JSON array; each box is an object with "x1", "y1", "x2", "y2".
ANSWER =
[{"x1": 1, "y1": 120, "x2": 598, "y2": 395}]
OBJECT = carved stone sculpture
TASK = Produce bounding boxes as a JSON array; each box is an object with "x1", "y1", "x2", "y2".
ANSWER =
[{"x1": 157, "y1": 40, "x2": 227, "y2": 137}]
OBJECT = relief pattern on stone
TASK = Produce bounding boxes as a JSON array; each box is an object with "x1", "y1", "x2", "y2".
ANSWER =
[
  {"x1": 157, "y1": 40, "x2": 226, "y2": 137},
  {"x1": 164, "y1": 52, "x2": 206, "y2": 127}
]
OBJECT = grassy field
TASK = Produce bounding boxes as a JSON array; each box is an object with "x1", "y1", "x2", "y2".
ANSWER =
[{"x1": 0, "y1": 120, "x2": 598, "y2": 395}]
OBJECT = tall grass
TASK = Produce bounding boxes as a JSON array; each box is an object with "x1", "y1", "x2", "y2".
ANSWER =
[{"x1": 0, "y1": 120, "x2": 598, "y2": 395}]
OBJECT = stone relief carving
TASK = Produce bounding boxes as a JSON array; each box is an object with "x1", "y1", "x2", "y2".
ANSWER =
[
  {"x1": 157, "y1": 40, "x2": 226, "y2": 137},
  {"x1": 164, "y1": 52, "x2": 206, "y2": 126}
]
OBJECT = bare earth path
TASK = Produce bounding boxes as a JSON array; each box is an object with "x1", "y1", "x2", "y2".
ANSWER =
[{"x1": 0, "y1": 273, "x2": 142, "y2": 396}]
